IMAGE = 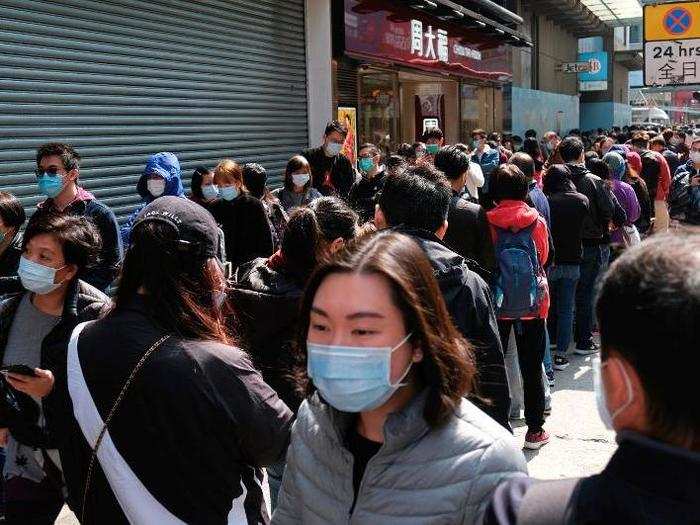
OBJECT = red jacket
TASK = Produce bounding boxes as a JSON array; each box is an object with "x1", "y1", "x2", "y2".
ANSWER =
[
  {"x1": 487, "y1": 200, "x2": 550, "y2": 319},
  {"x1": 652, "y1": 151, "x2": 671, "y2": 202}
]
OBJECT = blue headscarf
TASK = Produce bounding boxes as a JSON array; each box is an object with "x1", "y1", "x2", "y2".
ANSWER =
[{"x1": 602, "y1": 151, "x2": 626, "y2": 181}]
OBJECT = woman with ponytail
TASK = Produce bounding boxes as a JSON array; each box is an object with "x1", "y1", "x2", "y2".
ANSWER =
[
  {"x1": 232, "y1": 197, "x2": 357, "y2": 507},
  {"x1": 232, "y1": 197, "x2": 358, "y2": 413}
]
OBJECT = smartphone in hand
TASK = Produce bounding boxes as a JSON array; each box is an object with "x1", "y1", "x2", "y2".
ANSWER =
[{"x1": 0, "y1": 365, "x2": 38, "y2": 377}]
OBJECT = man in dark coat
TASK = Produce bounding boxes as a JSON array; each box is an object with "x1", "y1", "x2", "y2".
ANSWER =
[{"x1": 375, "y1": 164, "x2": 511, "y2": 430}]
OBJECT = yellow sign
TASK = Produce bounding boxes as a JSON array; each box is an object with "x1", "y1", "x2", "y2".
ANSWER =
[
  {"x1": 337, "y1": 107, "x2": 357, "y2": 166},
  {"x1": 645, "y1": 1, "x2": 700, "y2": 42}
]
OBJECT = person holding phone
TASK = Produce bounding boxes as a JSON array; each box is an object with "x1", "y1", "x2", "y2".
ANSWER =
[{"x1": 0, "y1": 212, "x2": 108, "y2": 524}]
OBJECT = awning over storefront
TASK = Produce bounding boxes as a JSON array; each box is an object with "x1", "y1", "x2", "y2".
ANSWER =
[{"x1": 340, "y1": 0, "x2": 521, "y2": 83}]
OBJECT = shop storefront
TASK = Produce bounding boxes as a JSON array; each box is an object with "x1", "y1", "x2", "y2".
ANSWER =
[{"x1": 334, "y1": 0, "x2": 524, "y2": 154}]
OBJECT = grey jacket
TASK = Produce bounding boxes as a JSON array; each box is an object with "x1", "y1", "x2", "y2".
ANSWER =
[{"x1": 273, "y1": 391, "x2": 527, "y2": 525}]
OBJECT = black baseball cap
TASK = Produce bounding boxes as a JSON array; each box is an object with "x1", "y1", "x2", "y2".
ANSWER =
[{"x1": 133, "y1": 196, "x2": 218, "y2": 260}]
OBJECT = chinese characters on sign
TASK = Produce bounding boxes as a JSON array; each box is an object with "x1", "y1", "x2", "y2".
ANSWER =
[
  {"x1": 410, "y1": 19, "x2": 449, "y2": 63},
  {"x1": 644, "y1": 39, "x2": 700, "y2": 86},
  {"x1": 559, "y1": 62, "x2": 593, "y2": 73},
  {"x1": 644, "y1": 3, "x2": 700, "y2": 87}
]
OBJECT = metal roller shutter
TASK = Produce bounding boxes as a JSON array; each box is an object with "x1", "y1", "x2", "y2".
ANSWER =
[{"x1": 0, "y1": 0, "x2": 308, "y2": 222}]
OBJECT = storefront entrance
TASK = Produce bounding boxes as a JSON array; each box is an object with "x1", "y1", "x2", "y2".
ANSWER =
[{"x1": 358, "y1": 67, "x2": 505, "y2": 153}]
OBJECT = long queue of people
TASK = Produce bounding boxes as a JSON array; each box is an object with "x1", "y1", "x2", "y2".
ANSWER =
[{"x1": 0, "y1": 120, "x2": 695, "y2": 525}]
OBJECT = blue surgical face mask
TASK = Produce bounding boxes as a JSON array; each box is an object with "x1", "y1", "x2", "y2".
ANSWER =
[
  {"x1": 426, "y1": 143, "x2": 439, "y2": 155},
  {"x1": 18, "y1": 255, "x2": 65, "y2": 295},
  {"x1": 220, "y1": 186, "x2": 239, "y2": 201},
  {"x1": 358, "y1": 157, "x2": 374, "y2": 173},
  {"x1": 37, "y1": 173, "x2": 64, "y2": 199},
  {"x1": 307, "y1": 333, "x2": 413, "y2": 413},
  {"x1": 201, "y1": 184, "x2": 219, "y2": 201},
  {"x1": 291, "y1": 173, "x2": 310, "y2": 187},
  {"x1": 324, "y1": 141, "x2": 343, "y2": 157}
]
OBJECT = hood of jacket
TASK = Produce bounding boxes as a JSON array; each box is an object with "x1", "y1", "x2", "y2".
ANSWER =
[
  {"x1": 486, "y1": 200, "x2": 539, "y2": 233},
  {"x1": 234, "y1": 256, "x2": 304, "y2": 298},
  {"x1": 566, "y1": 162, "x2": 590, "y2": 181},
  {"x1": 543, "y1": 164, "x2": 576, "y2": 195},
  {"x1": 136, "y1": 152, "x2": 185, "y2": 203},
  {"x1": 392, "y1": 228, "x2": 472, "y2": 304}
]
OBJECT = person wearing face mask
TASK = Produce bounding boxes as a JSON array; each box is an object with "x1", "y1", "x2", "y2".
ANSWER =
[
  {"x1": 272, "y1": 231, "x2": 527, "y2": 525},
  {"x1": 541, "y1": 131, "x2": 560, "y2": 159},
  {"x1": 0, "y1": 193, "x2": 26, "y2": 286},
  {"x1": 670, "y1": 136, "x2": 700, "y2": 225},
  {"x1": 187, "y1": 166, "x2": 218, "y2": 210},
  {"x1": 33, "y1": 143, "x2": 122, "y2": 293},
  {"x1": 485, "y1": 231, "x2": 700, "y2": 525},
  {"x1": 301, "y1": 120, "x2": 355, "y2": 198},
  {"x1": 120, "y1": 151, "x2": 185, "y2": 249},
  {"x1": 212, "y1": 158, "x2": 273, "y2": 271},
  {"x1": 57, "y1": 197, "x2": 293, "y2": 524},
  {"x1": 421, "y1": 127, "x2": 445, "y2": 165},
  {"x1": 471, "y1": 129, "x2": 501, "y2": 209},
  {"x1": 232, "y1": 197, "x2": 358, "y2": 508},
  {"x1": 347, "y1": 143, "x2": 387, "y2": 223},
  {"x1": 272, "y1": 155, "x2": 323, "y2": 212},
  {"x1": 0, "y1": 213, "x2": 108, "y2": 525}
]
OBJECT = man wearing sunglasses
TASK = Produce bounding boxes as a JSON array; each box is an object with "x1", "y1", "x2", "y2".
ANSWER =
[{"x1": 34, "y1": 143, "x2": 122, "y2": 292}]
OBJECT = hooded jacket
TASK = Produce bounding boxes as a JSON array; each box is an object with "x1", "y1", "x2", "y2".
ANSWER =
[
  {"x1": 486, "y1": 201, "x2": 550, "y2": 320},
  {"x1": 564, "y1": 163, "x2": 614, "y2": 244},
  {"x1": 394, "y1": 228, "x2": 510, "y2": 430},
  {"x1": 120, "y1": 152, "x2": 186, "y2": 247},
  {"x1": 231, "y1": 256, "x2": 305, "y2": 413},
  {"x1": 544, "y1": 166, "x2": 590, "y2": 265},
  {"x1": 273, "y1": 390, "x2": 527, "y2": 525}
]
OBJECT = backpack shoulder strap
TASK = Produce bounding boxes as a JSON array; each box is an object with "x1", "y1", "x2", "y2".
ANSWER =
[{"x1": 516, "y1": 478, "x2": 581, "y2": 525}]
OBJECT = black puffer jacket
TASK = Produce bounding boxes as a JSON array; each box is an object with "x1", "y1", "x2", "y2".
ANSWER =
[
  {"x1": 396, "y1": 228, "x2": 510, "y2": 431},
  {"x1": 0, "y1": 279, "x2": 108, "y2": 448},
  {"x1": 232, "y1": 257, "x2": 305, "y2": 413},
  {"x1": 565, "y1": 163, "x2": 614, "y2": 245}
]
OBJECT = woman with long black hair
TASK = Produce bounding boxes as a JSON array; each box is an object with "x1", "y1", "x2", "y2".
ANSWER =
[{"x1": 59, "y1": 197, "x2": 292, "y2": 524}]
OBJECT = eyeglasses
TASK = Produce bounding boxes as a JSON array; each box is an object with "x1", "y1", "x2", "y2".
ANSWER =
[{"x1": 35, "y1": 167, "x2": 61, "y2": 178}]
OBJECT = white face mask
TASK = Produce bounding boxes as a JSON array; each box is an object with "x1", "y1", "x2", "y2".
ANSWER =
[
  {"x1": 690, "y1": 151, "x2": 700, "y2": 165},
  {"x1": 593, "y1": 357, "x2": 634, "y2": 430},
  {"x1": 292, "y1": 172, "x2": 310, "y2": 187},
  {"x1": 147, "y1": 178, "x2": 166, "y2": 197},
  {"x1": 324, "y1": 141, "x2": 343, "y2": 157}
]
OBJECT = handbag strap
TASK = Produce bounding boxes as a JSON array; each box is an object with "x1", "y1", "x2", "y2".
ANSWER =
[{"x1": 81, "y1": 333, "x2": 170, "y2": 523}]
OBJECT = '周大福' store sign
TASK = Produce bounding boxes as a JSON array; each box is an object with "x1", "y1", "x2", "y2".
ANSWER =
[{"x1": 343, "y1": 0, "x2": 512, "y2": 81}]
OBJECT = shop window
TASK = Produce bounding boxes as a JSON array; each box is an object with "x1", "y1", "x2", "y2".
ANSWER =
[{"x1": 359, "y1": 72, "x2": 399, "y2": 155}]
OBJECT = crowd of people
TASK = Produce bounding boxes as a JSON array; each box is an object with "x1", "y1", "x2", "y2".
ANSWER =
[{"x1": 0, "y1": 119, "x2": 695, "y2": 524}]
